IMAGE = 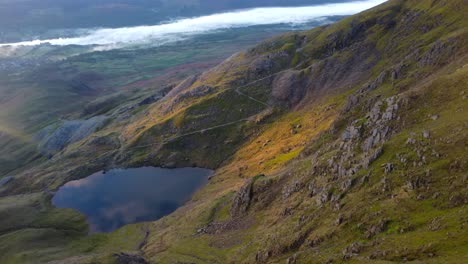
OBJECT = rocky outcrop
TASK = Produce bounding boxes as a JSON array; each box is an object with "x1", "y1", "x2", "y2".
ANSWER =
[
  {"x1": 164, "y1": 85, "x2": 215, "y2": 113},
  {"x1": 230, "y1": 178, "x2": 255, "y2": 217},
  {"x1": 418, "y1": 40, "x2": 457, "y2": 67},
  {"x1": 272, "y1": 70, "x2": 306, "y2": 107},
  {"x1": 113, "y1": 253, "x2": 149, "y2": 264},
  {"x1": 138, "y1": 86, "x2": 173, "y2": 106},
  {"x1": 248, "y1": 51, "x2": 290, "y2": 78},
  {"x1": 365, "y1": 220, "x2": 389, "y2": 238},
  {"x1": 0, "y1": 176, "x2": 13, "y2": 187},
  {"x1": 362, "y1": 96, "x2": 399, "y2": 152},
  {"x1": 282, "y1": 180, "x2": 303, "y2": 199},
  {"x1": 36, "y1": 116, "x2": 108, "y2": 155},
  {"x1": 301, "y1": 94, "x2": 401, "y2": 210},
  {"x1": 163, "y1": 74, "x2": 198, "y2": 99},
  {"x1": 342, "y1": 125, "x2": 362, "y2": 141},
  {"x1": 342, "y1": 242, "x2": 363, "y2": 260}
]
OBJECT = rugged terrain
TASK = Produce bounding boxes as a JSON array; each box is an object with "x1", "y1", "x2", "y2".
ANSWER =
[{"x1": 0, "y1": 0, "x2": 467, "y2": 263}]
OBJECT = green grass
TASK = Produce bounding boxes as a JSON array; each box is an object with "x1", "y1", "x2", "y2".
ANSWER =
[{"x1": 1, "y1": 0, "x2": 467, "y2": 263}]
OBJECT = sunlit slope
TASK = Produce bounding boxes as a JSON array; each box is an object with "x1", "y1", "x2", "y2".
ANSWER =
[
  {"x1": 117, "y1": 0, "x2": 466, "y2": 171},
  {"x1": 135, "y1": 0, "x2": 468, "y2": 263}
]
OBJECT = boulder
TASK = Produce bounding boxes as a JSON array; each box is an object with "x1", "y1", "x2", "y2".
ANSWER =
[
  {"x1": 272, "y1": 70, "x2": 306, "y2": 106},
  {"x1": 423, "y1": 130, "x2": 431, "y2": 139}
]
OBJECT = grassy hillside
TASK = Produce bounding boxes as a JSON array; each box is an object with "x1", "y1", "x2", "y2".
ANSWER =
[
  {"x1": 0, "y1": 0, "x2": 466, "y2": 263},
  {"x1": 137, "y1": 0, "x2": 468, "y2": 263}
]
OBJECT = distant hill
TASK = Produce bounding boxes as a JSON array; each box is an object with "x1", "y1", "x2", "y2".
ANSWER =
[{"x1": 0, "y1": 0, "x2": 356, "y2": 42}]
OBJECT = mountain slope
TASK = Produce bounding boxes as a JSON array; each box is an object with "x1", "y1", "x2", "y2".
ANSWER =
[
  {"x1": 0, "y1": 0, "x2": 467, "y2": 263},
  {"x1": 134, "y1": 0, "x2": 468, "y2": 263}
]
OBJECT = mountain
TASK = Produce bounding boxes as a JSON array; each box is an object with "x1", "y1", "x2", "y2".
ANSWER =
[{"x1": 0, "y1": 0, "x2": 467, "y2": 263}]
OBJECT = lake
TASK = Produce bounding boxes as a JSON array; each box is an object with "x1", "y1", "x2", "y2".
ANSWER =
[{"x1": 52, "y1": 167, "x2": 213, "y2": 233}]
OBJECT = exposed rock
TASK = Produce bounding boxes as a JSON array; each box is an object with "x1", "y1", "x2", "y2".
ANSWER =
[
  {"x1": 197, "y1": 216, "x2": 255, "y2": 236},
  {"x1": 342, "y1": 94, "x2": 360, "y2": 112},
  {"x1": 341, "y1": 179, "x2": 355, "y2": 192},
  {"x1": 383, "y1": 163, "x2": 394, "y2": 174},
  {"x1": 369, "y1": 250, "x2": 390, "y2": 260},
  {"x1": 342, "y1": 125, "x2": 361, "y2": 141},
  {"x1": 406, "y1": 175, "x2": 424, "y2": 190},
  {"x1": 366, "y1": 220, "x2": 389, "y2": 238},
  {"x1": 381, "y1": 176, "x2": 390, "y2": 192},
  {"x1": 255, "y1": 250, "x2": 272, "y2": 263},
  {"x1": 362, "y1": 127, "x2": 389, "y2": 152},
  {"x1": 250, "y1": 51, "x2": 289, "y2": 78},
  {"x1": 382, "y1": 96, "x2": 399, "y2": 121},
  {"x1": 360, "y1": 173, "x2": 370, "y2": 185},
  {"x1": 113, "y1": 253, "x2": 149, "y2": 264},
  {"x1": 362, "y1": 125, "x2": 391, "y2": 152},
  {"x1": 138, "y1": 95, "x2": 161, "y2": 106},
  {"x1": 286, "y1": 254, "x2": 297, "y2": 264},
  {"x1": 283, "y1": 180, "x2": 303, "y2": 199},
  {"x1": 272, "y1": 70, "x2": 306, "y2": 106},
  {"x1": 331, "y1": 193, "x2": 343, "y2": 203},
  {"x1": 35, "y1": 116, "x2": 108, "y2": 155},
  {"x1": 0, "y1": 176, "x2": 13, "y2": 187},
  {"x1": 363, "y1": 147, "x2": 384, "y2": 169},
  {"x1": 164, "y1": 74, "x2": 198, "y2": 99},
  {"x1": 360, "y1": 70, "x2": 387, "y2": 92},
  {"x1": 316, "y1": 188, "x2": 331, "y2": 206},
  {"x1": 281, "y1": 207, "x2": 294, "y2": 217},
  {"x1": 418, "y1": 40, "x2": 454, "y2": 67},
  {"x1": 423, "y1": 130, "x2": 431, "y2": 139},
  {"x1": 136, "y1": 86, "x2": 173, "y2": 107},
  {"x1": 391, "y1": 64, "x2": 402, "y2": 81},
  {"x1": 307, "y1": 237, "x2": 324, "y2": 248},
  {"x1": 428, "y1": 217, "x2": 442, "y2": 231},
  {"x1": 308, "y1": 181, "x2": 321, "y2": 197},
  {"x1": 406, "y1": 137, "x2": 416, "y2": 145},
  {"x1": 342, "y1": 242, "x2": 363, "y2": 260},
  {"x1": 365, "y1": 96, "x2": 399, "y2": 127},
  {"x1": 196, "y1": 227, "x2": 208, "y2": 235},
  {"x1": 336, "y1": 214, "x2": 344, "y2": 226},
  {"x1": 231, "y1": 178, "x2": 255, "y2": 217},
  {"x1": 369, "y1": 99, "x2": 383, "y2": 121}
]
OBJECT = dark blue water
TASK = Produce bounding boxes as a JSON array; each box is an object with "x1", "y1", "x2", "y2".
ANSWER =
[{"x1": 52, "y1": 167, "x2": 212, "y2": 233}]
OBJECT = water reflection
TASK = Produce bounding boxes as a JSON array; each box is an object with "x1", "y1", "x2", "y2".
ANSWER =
[{"x1": 52, "y1": 167, "x2": 212, "y2": 233}]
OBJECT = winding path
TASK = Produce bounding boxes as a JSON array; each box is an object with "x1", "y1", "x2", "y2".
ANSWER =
[{"x1": 51, "y1": 67, "x2": 299, "y2": 163}]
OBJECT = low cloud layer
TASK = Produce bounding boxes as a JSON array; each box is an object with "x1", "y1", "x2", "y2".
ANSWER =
[{"x1": 0, "y1": 0, "x2": 385, "y2": 49}]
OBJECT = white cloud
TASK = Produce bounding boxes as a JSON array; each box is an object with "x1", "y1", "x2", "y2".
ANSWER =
[{"x1": 0, "y1": 0, "x2": 386, "y2": 49}]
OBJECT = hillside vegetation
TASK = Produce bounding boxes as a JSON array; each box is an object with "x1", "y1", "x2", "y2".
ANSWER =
[{"x1": 0, "y1": 0, "x2": 467, "y2": 263}]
